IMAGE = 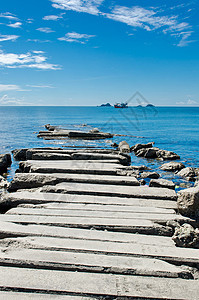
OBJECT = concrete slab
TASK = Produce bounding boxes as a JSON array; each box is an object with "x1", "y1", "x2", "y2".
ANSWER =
[
  {"x1": 41, "y1": 182, "x2": 177, "y2": 200},
  {"x1": 0, "y1": 266, "x2": 198, "y2": 299},
  {"x1": 0, "y1": 247, "x2": 191, "y2": 278}
]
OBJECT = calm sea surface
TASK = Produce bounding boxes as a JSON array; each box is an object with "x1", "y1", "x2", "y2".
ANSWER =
[{"x1": 0, "y1": 106, "x2": 198, "y2": 185}]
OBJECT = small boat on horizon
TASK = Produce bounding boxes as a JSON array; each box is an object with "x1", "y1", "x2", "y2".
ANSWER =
[{"x1": 114, "y1": 102, "x2": 128, "y2": 108}]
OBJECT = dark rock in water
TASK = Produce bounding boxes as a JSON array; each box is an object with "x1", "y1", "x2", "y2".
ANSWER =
[
  {"x1": 136, "y1": 148, "x2": 157, "y2": 159},
  {"x1": 140, "y1": 171, "x2": 160, "y2": 179},
  {"x1": 100, "y1": 103, "x2": 112, "y2": 107},
  {"x1": 111, "y1": 142, "x2": 118, "y2": 148},
  {"x1": 177, "y1": 185, "x2": 199, "y2": 217},
  {"x1": 172, "y1": 224, "x2": 199, "y2": 248},
  {"x1": 12, "y1": 148, "x2": 28, "y2": 161},
  {"x1": 149, "y1": 179, "x2": 175, "y2": 190},
  {"x1": 118, "y1": 141, "x2": 130, "y2": 153},
  {"x1": 131, "y1": 142, "x2": 154, "y2": 153},
  {"x1": 160, "y1": 162, "x2": 185, "y2": 172},
  {"x1": 130, "y1": 165, "x2": 151, "y2": 171},
  {"x1": 177, "y1": 167, "x2": 196, "y2": 182},
  {"x1": 157, "y1": 150, "x2": 180, "y2": 160},
  {"x1": 0, "y1": 154, "x2": 12, "y2": 174},
  {"x1": 32, "y1": 152, "x2": 72, "y2": 160},
  {"x1": 89, "y1": 128, "x2": 99, "y2": 133},
  {"x1": 45, "y1": 124, "x2": 57, "y2": 131}
]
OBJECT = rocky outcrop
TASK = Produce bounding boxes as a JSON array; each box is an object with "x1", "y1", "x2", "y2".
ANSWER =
[
  {"x1": 0, "y1": 154, "x2": 12, "y2": 174},
  {"x1": 131, "y1": 143, "x2": 180, "y2": 160},
  {"x1": 32, "y1": 152, "x2": 72, "y2": 160},
  {"x1": 149, "y1": 179, "x2": 175, "y2": 190},
  {"x1": 12, "y1": 148, "x2": 28, "y2": 161},
  {"x1": 140, "y1": 172, "x2": 160, "y2": 179},
  {"x1": 177, "y1": 167, "x2": 196, "y2": 182},
  {"x1": 177, "y1": 186, "x2": 199, "y2": 217},
  {"x1": 0, "y1": 175, "x2": 9, "y2": 189},
  {"x1": 172, "y1": 224, "x2": 199, "y2": 248},
  {"x1": 45, "y1": 124, "x2": 57, "y2": 131},
  {"x1": 118, "y1": 141, "x2": 130, "y2": 153},
  {"x1": 160, "y1": 162, "x2": 185, "y2": 172}
]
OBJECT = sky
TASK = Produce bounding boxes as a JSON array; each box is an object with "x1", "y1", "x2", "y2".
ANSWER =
[{"x1": 0, "y1": 0, "x2": 198, "y2": 106}]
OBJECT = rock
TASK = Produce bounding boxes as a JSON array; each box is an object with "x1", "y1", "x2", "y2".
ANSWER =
[
  {"x1": 130, "y1": 165, "x2": 151, "y2": 171},
  {"x1": 111, "y1": 143, "x2": 118, "y2": 148},
  {"x1": 12, "y1": 149, "x2": 28, "y2": 161},
  {"x1": 157, "y1": 150, "x2": 180, "y2": 160},
  {"x1": 177, "y1": 167, "x2": 196, "y2": 182},
  {"x1": 131, "y1": 142, "x2": 154, "y2": 153},
  {"x1": 140, "y1": 172, "x2": 160, "y2": 179},
  {"x1": 149, "y1": 179, "x2": 175, "y2": 190},
  {"x1": 160, "y1": 162, "x2": 185, "y2": 172},
  {"x1": 118, "y1": 141, "x2": 130, "y2": 153},
  {"x1": 172, "y1": 224, "x2": 199, "y2": 248},
  {"x1": 89, "y1": 128, "x2": 99, "y2": 133},
  {"x1": 45, "y1": 124, "x2": 57, "y2": 131},
  {"x1": 0, "y1": 154, "x2": 12, "y2": 174},
  {"x1": 8, "y1": 173, "x2": 58, "y2": 192},
  {"x1": 68, "y1": 131, "x2": 113, "y2": 139},
  {"x1": 0, "y1": 175, "x2": 9, "y2": 189},
  {"x1": 139, "y1": 179, "x2": 146, "y2": 185},
  {"x1": 177, "y1": 186, "x2": 199, "y2": 217},
  {"x1": 136, "y1": 148, "x2": 158, "y2": 159}
]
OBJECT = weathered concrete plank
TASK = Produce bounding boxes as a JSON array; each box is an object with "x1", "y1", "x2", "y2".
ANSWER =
[
  {"x1": 6, "y1": 207, "x2": 186, "y2": 223},
  {"x1": 19, "y1": 202, "x2": 176, "y2": 214},
  {"x1": 0, "y1": 291, "x2": 92, "y2": 300},
  {"x1": 0, "y1": 214, "x2": 171, "y2": 235},
  {"x1": 0, "y1": 247, "x2": 191, "y2": 278},
  {"x1": 0, "y1": 266, "x2": 198, "y2": 299},
  {"x1": 41, "y1": 182, "x2": 177, "y2": 200},
  {"x1": 1, "y1": 191, "x2": 178, "y2": 209},
  {"x1": 8, "y1": 172, "x2": 140, "y2": 192},
  {"x1": 0, "y1": 221, "x2": 174, "y2": 246},
  {"x1": 2, "y1": 236, "x2": 198, "y2": 265}
]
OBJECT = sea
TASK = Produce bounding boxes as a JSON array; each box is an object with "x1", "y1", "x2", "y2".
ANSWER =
[{"x1": 0, "y1": 106, "x2": 199, "y2": 188}]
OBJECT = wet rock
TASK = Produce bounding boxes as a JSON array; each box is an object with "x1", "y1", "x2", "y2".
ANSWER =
[
  {"x1": 172, "y1": 224, "x2": 199, "y2": 248},
  {"x1": 12, "y1": 149, "x2": 28, "y2": 161},
  {"x1": 118, "y1": 141, "x2": 130, "y2": 153},
  {"x1": 0, "y1": 175, "x2": 9, "y2": 189},
  {"x1": 139, "y1": 179, "x2": 146, "y2": 185},
  {"x1": 140, "y1": 171, "x2": 160, "y2": 179},
  {"x1": 157, "y1": 150, "x2": 180, "y2": 160},
  {"x1": 130, "y1": 165, "x2": 151, "y2": 171},
  {"x1": 179, "y1": 182, "x2": 193, "y2": 189},
  {"x1": 89, "y1": 128, "x2": 99, "y2": 133},
  {"x1": 8, "y1": 173, "x2": 58, "y2": 192},
  {"x1": 111, "y1": 142, "x2": 118, "y2": 148},
  {"x1": 136, "y1": 148, "x2": 158, "y2": 159},
  {"x1": 177, "y1": 167, "x2": 196, "y2": 182},
  {"x1": 149, "y1": 179, "x2": 175, "y2": 190},
  {"x1": 45, "y1": 124, "x2": 57, "y2": 131},
  {"x1": 160, "y1": 162, "x2": 185, "y2": 172},
  {"x1": 177, "y1": 185, "x2": 199, "y2": 217},
  {"x1": 0, "y1": 154, "x2": 12, "y2": 174},
  {"x1": 131, "y1": 142, "x2": 154, "y2": 153},
  {"x1": 117, "y1": 170, "x2": 139, "y2": 177}
]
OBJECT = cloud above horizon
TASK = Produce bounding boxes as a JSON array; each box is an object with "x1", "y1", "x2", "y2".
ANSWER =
[
  {"x1": 58, "y1": 32, "x2": 95, "y2": 43},
  {"x1": 7, "y1": 21, "x2": 22, "y2": 28},
  {"x1": 37, "y1": 27, "x2": 55, "y2": 33},
  {"x1": 43, "y1": 14, "x2": 64, "y2": 21},
  {"x1": 51, "y1": 1, "x2": 194, "y2": 46},
  {"x1": 0, "y1": 12, "x2": 18, "y2": 20},
  {"x1": 0, "y1": 84, "x2": 21, "y2": 92},
  {"x1": 0, "y1": 50, "x2": 61, "y2": 70}
]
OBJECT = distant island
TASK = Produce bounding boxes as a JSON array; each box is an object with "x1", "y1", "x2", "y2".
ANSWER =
[
  {"x1": 136, "y1": 104, "x2": 155, "y2": 107},
  {"x1": 99, "y1": 103, "x2": 112, "y2": 107}
]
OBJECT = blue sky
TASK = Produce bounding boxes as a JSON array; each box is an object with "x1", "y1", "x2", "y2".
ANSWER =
[{"x1": 0, "y1": 0, "x2": 198, "y2": 106}]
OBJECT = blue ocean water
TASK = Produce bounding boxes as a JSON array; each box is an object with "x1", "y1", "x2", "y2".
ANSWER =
[{"x1": 0, "y1": 106, "x2": 198, "y2": 185}]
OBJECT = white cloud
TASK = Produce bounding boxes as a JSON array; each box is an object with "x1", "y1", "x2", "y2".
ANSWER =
[
  {"x1": 7, "y1": 22, "x2": 22, "y2": 28},
  {"x1": 27, "y1": 39, "x2": 51, "y2": 43},
  {"x1": 0, "y1": 94, "x2": 26, "y2": 105},
  {"x1": 176, "y1": 31, "x2": 194, "y2": 47},
  {"x1": 0, "y1": 12, "x2": 18, "y2": 20},
  {"x1": 51, "y1": 0, "x2": 104, "y2": 15},
  {"x1": 43, "y1": 14, "x2": 64, "y2": 21},
  {"x1": 58, "y1": 32, "x2": 95, "y2": 43},
  {"x1": 0, "y1": 84, "x2": 21, "y2": 92},
  {"x1": 187, "y1": 99, "x2": 198, "y2": 105},
  {"x1": 0, "y1": 34, "x2": 19, "y2": 42},
  {"x1": 37, "y1": 27, "x2": 55, "y2": 33},
  {"x1": 27, "y1": 84, "x2": 54, "y2": 88},
  {"x1": 0, "y1": 50, "x2": 61, "y2": 70}
]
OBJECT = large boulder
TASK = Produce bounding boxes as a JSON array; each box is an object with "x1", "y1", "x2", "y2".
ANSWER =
[
  {"x1": 177, "y1": 167, "x2": 196, "y2": 182},
  {"x1": 136, "y1": 148, "x2": 158, "y2": 159},
  {"x1": 118, "y1": 141, "x2": 130, "y2": 153},
  {"x1": 149, "y1": 179, "x2": 175, "y2": 190},
  {"x1": 0, "y1": 154, "x2": 12, "y2": 174},
  {"x1": 177, "y1": 186, "x2": 199, "y2": 217},
  {"x1": 0, "y1": 175, "x2": 9, "y2": 189},
  {"x1": 156, "y1": 150, "x2": 180, "y2": 160},
  {"x1": 172, "y1": 224, "x2": 199, "y2": 248},
  {"x1": 160, "y1": 162, "x2": 185, "y2": 172},
  {"x1": 131, "y1": 142, "x2": 154, "y2": 153}
]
